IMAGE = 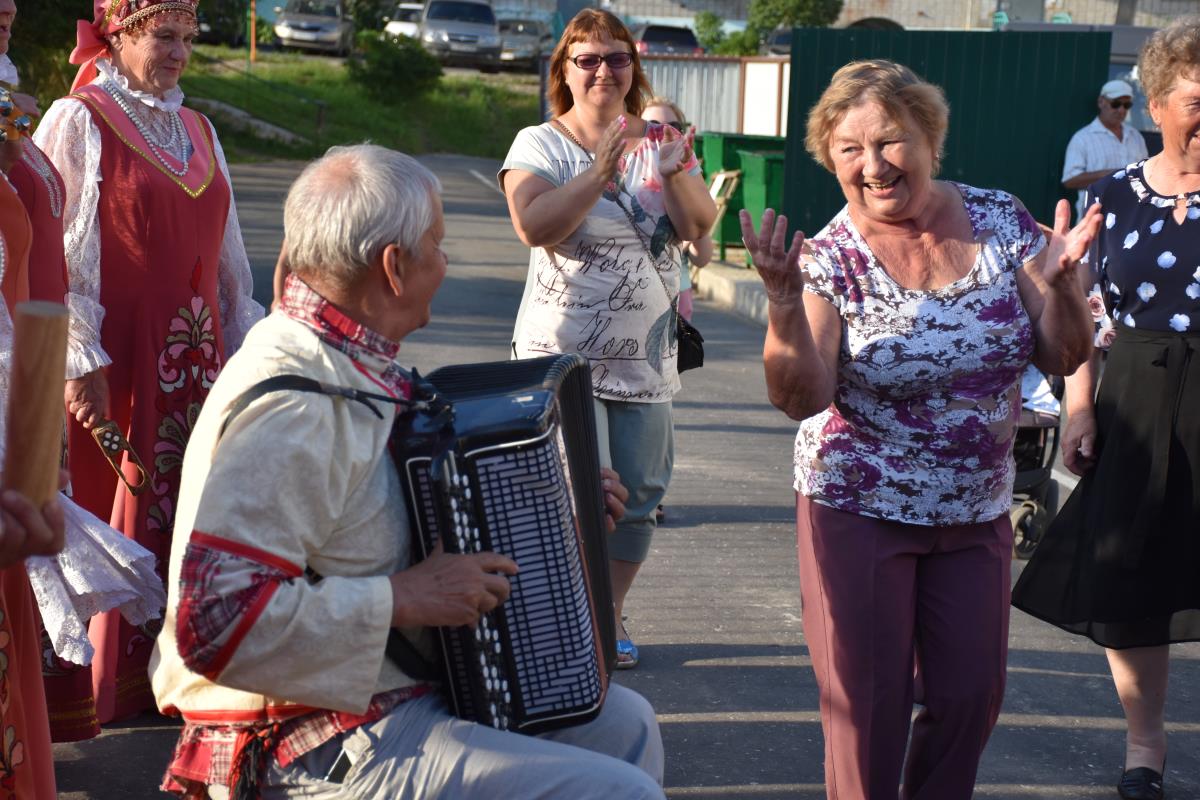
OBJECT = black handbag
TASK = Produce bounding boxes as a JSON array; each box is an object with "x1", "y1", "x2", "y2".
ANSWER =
[{"x1": 676, "y1": 315, "x2": 704, "y2": 372}]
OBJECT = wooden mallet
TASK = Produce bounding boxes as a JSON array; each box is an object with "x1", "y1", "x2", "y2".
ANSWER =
[{"x1": 2, "y1": 301, "x2": 68, "y2": 507}]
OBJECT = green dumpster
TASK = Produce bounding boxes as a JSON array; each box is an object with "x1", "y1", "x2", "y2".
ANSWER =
[
  {"x1": 697, "y1": 132, "x2": 785, "y2": 260},
  {"x1": 737, "y1": 149, "x2": 787, "y2": 264}
]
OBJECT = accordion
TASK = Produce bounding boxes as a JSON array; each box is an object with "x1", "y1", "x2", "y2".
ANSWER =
[{"x1": 390, "y1": 354, "x2": 616, "y2": 735}]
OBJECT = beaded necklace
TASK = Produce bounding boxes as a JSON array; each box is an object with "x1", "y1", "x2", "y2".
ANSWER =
[
  {"x1": 21, "y1": 146, "x2": 63, "y2": 219},
  {"x1": 101, "y1": 77, "x2": 191, "y2": 177}
]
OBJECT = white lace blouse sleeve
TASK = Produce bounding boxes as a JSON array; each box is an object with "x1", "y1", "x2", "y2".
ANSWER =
[
  {"x1": 33, "y1": 99, "x2": 112, "y2": 380},
  {"x1": 209, "y1": 120, "x2": 265, "y2": 357}
]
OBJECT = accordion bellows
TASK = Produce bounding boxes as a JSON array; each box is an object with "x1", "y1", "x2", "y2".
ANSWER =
[{"x1": 393, "y1": 354, "x2": 616, "y2": 734}]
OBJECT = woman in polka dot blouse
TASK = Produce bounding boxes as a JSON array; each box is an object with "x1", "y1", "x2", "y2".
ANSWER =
[{"x1": 1013, "y1": 16, "x2": 1200, "y2": 800}]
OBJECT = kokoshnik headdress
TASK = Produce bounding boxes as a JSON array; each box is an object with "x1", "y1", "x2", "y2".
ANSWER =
[{"x1": 69, "y1": 0, "x2": 200, "y2": 92}]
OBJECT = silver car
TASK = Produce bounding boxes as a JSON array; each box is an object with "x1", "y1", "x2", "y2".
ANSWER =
[
  {"x1": 420, "y1": 0, "x2": 502, "y2": 72},
  {"x1": 384, "y1": 3, "x2": 425, "y2": 39},
  {"x1": 274, "y1": 0, "x2": 355, "y2": 55},
  {"x1": 498, "y1": 18, "x2": 553, "y2": 71}
]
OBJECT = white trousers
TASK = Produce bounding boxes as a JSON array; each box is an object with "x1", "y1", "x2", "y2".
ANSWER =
[{"x1": 211, "y1": 684, "x2": 665, "y2": 799}]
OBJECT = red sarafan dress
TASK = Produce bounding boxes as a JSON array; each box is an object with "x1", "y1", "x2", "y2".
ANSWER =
[
  {"x1": 0, "y1": 217, "x2": 57, "y2": 799},
  {"x1": 0, "y1": 176, "x2": 30, "y2": 314},
  {"x1": 9, "y1": 142, "x2": 69, "y2": 304},
  {"x1": 34, "y1": 69, "x2": 262, "y2": 739}
]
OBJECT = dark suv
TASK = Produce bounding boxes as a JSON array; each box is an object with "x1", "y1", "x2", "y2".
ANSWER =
[{"x1": 631, "y1": 24, "x2": 703, "y2": 56}]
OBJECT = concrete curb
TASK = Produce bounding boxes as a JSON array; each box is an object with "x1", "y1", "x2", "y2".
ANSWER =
[{"x1": 692, "y1": 254, "x2": 769, "y2": 328}]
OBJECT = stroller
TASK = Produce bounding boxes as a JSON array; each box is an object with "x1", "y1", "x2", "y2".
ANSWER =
[{"x1": 1009, "y1": 365, "x2": 1064, "y2": 559}]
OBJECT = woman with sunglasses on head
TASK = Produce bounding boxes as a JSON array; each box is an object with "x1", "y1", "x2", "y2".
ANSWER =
[
  {"x1": 641, "y1": 96, "x2": 714, "y2": 325},
  {"x1": 1014, "y1": 18, "x2": 1200, "y2": 800},
  {"x1": 639, "y1": 97, "x2": 713, "y2": 526},
  {"x1": 500, "y1": 9, "x2": 716, "y2": 670}
]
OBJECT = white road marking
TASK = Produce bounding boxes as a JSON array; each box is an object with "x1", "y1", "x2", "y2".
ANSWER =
[
  {"x1": 470, "y1": 168, "x2": 504, "y2": 196},
  {"x1": 656, "y1": 711, "x2": 1200, "y2": 732}
]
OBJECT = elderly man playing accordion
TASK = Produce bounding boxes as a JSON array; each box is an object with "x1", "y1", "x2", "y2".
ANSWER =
[{"x1": 148, "y1": 144, "x2": 665, "y2": 800}]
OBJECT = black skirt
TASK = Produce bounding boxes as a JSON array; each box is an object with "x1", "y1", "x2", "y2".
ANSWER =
[{"x1": 1012, "y1": 327, "x2": 1200, "y2": 649}]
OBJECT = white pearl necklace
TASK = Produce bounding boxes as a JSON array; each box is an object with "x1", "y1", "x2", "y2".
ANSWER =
[
  {"x1": 101, "y1": 78, "x2": 192, "y2": 177},
  {"x1": 22, "y1": 146, "x2": 63, "y2": 219}
]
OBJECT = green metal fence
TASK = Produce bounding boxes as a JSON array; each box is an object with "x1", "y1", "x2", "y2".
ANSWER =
[{"x1": 782, "y1": 29, "x2": 1112, "y2": 236}]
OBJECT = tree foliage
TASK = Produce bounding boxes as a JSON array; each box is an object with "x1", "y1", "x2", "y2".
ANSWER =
[
  {"x1": 713, "y1": 29, "x2": 762, "y2": 56},
  {"x1": 10, "y1": 0, "x2": 89, "y2": 104},
  {"x1": 693, "y1": 11, "x2": 761, "y2": 57},
  {"x1": 348, "y1": 31, "x2": 442, "y2": 103},
  {"x1": 345, "y1": 0, "x2": 392, "y2": 30},
  {"x1": 693, "y1": 11, "x2": 725, "y2": 53},
  {"x1": 747, "y1": 0, "x2": 843, "y2": 35}
]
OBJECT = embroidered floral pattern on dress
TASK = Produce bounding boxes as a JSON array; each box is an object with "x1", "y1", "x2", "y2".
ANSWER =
[
  {"x1": 147, "y1": 274, "x2": 223, "y2": 539},
  {"x1": 794, "y1": 184, "x2": 1041, "y2": 526},
  {"x1": 158, "y1": 295, "x2": 220, "y2": 393},
  {"x1": 0, "y1": 607, "x2": 25, "y2": 798}
]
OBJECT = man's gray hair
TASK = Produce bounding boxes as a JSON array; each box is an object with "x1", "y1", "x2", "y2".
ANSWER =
[{"x1": 284, "y1": 144, "x2": 442, "y2": 286}]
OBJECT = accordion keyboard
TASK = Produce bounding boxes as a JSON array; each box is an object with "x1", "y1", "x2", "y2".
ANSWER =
[{"x1": 409, "y1": 424, "x2": 604, "y2": 732}]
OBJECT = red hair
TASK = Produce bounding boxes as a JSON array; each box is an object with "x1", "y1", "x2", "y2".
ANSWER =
[{"x1": 547, "y1": 9, "x2": 651, "y2": 118}]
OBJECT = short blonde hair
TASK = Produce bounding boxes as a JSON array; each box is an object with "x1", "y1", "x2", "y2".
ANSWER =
[
  {"x1": 643, "y1": 96, "x2": 687, "y2": 126},
  {"x1": 805, "y1": 59, "x2": 949, "y2": 174},
  {"x1": 1138, "y1": 16, "x2": 1200, "y2": 104}
]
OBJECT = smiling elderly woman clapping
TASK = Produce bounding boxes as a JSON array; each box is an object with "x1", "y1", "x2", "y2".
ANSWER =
[{"x1": 740, "y1": 60, "x2": 1101, "y2": 799}]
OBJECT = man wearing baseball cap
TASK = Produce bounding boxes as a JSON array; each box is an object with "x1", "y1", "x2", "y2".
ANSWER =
[{"x1": 1062, "y1": 78, "x2": 1149, "y2": 221}]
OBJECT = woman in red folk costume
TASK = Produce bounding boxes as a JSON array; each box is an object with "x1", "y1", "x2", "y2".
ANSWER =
[
  {"x1": 34, "y1": 0, "x2": 264, "y2": 740},
  {"x1": 1, "y1": 0, "x2": 69, "y2": 308}
]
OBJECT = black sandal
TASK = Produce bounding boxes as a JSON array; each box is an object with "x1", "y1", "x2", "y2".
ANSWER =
[{"x1": 1118, "y1": 766, "x2": 1164, "y2": 800}]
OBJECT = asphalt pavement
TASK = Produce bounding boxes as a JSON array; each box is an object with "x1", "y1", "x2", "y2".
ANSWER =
[{"x1": 52, "y1": 155, "x2": 1200, "y2": 799}]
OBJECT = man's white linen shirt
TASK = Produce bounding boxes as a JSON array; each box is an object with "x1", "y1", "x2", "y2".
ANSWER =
[{"x1": 1062, "y1": 117, "x2": 1148, "y2": 221}]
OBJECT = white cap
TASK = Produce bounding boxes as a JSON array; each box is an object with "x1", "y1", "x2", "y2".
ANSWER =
[{"x1": 1100, "y1": 79, "x2": 1134, "y2": 99}]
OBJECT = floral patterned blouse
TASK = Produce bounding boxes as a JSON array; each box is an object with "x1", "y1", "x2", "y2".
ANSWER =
[
  {"x1": 794, "y1": 184, "x2": 1043, "y2": 526},
  {"x1": 1085, "y1": 160, "x2": 1200, "y2": 347},
  {"x1": 501, "y1": 122, "x2": 700, "y2": 403}
]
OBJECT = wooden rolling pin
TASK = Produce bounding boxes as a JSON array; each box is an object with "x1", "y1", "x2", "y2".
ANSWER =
[{"x1": 2, "y1": 301, "x2": 68, "y2": 506}]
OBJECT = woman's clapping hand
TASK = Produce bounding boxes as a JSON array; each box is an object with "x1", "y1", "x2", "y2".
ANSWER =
[
  {"x1": 590, "y1": 115, "x2": 627, "y2": 186},
  {"x1": 740, "y1": 208, "x2": 807, "y2": 305},
  {"x1": 658, "y1": 124, "x2": 695, "y2": 177}
]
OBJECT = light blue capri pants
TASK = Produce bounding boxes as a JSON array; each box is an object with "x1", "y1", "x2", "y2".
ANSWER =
[{"x1": 593, "y1": 397, "x2": 675, "y2": 563}]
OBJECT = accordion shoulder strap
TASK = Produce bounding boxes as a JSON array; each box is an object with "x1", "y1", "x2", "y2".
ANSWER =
[
  {"x1": 215, "y1": 372, "x2": 445, "y2": 683},
  {"x1": 217, "y1": 374, "x2": 405, "y2": 441}
]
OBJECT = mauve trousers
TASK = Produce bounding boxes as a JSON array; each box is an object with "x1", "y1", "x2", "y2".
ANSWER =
[{"x1": 796, "y1": 495, "x2": 1013, "y2": 800}]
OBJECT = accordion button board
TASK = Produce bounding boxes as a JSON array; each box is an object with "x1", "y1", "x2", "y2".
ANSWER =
[{"x1": 393, "y1": 354, "x2": 616, "y2": 735}]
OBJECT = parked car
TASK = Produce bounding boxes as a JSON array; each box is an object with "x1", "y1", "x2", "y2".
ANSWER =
[
  {"x1": 765, "y1": 27, "x2": 791, "y2": 56},
  {"x1": 630, "y1": 23, "x2": 703, "y2": 56},
  {"x1": 273, "y1": 0, "x2": 355, "y2": 55},
  {"x1": 498, "y1": 18, "x2": 552, "y2": 71},
  {"x1": 419, "y1": 0, "x2": 501, "y2": 71},
  {"x1": 384, "y1": 2, "x2": 425, "y2": 39}
]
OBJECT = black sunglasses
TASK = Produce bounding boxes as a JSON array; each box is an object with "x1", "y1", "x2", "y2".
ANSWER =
[
  {"x1": 569, "y1": 52, "x2": 633, "y2": 70},
  {"x1": 1109, "y1": 99, "x2": 1133, "y2": 110},
  {"x1": 646, "y1": 119, "x2": 685, "y2": 133}
]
